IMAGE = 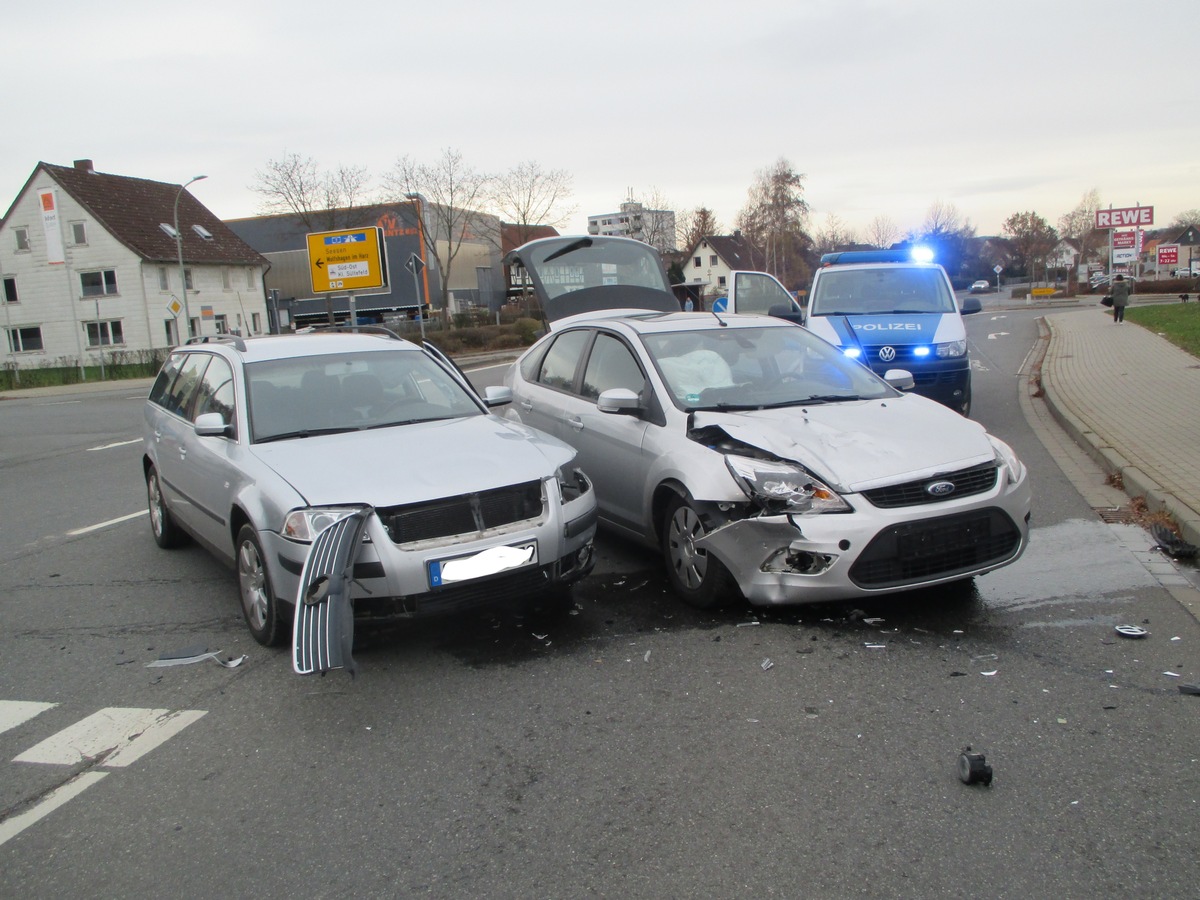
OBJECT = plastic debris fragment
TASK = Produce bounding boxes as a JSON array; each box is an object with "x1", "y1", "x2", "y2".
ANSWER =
[
  {"x1": 1115, "y1": 625, "x2": 1148, "y2": 638},
  {"x1": 957, "y1": 747, "x2": 993, "y2": 786}
]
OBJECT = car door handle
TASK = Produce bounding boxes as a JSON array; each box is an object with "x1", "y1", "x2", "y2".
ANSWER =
[
  {"x1": 178, "y1": 446, "x2": 187, "y2": 460},
  {"x1": 154, "y1": 429, "x2": 163, "y2": 443},
  {"x1": 519, "y1": 399, "x2": 533, "y2": 412},
  {"x1": 566, "y1": 415, "x2": 583, "y2": 432}
]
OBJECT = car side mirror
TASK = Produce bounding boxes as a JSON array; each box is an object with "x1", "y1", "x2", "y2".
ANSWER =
[
  {"x1": 960, "y1": 297, "x2": 982, "y2": 315},
  {"x1": 883, "y1": 369, "x2": 915, "y2": 391},
  {"x1": 596, "y1": 387, "x2": 641, "y2": 415},
  {"x1": 483, "y1": 385, "x2": 513, "y2": 407},
  {"x1": 194, "y1": 412, "x2": 232, "y2": 436}
]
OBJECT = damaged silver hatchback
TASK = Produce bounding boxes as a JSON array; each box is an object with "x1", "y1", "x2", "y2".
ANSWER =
[
  {"x1": 143, "y1": 328, "x2": 596, "y2": 671},
  {"x1": 503, "y1": 236, "x2": 1031, "y2": 609}
]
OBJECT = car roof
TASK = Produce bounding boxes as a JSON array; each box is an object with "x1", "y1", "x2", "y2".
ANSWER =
[{"x1": 180, "y1": 331, "x2": 422, "y2": 364}]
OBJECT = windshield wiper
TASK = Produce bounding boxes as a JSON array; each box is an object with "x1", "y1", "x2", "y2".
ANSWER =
[
  {"x1": 254, "y1": 426, "x2": 357, "y2": 443},
  {"x1": 542, "y1": 237, "x2": 593, "y2": 264},
  {"x1": 799, "y1": 394, "x2": 862, "y2": 405}
]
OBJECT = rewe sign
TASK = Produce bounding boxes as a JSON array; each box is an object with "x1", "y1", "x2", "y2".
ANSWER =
[{"x1": 1096, "y1": 206, "x2": 1154, "y2": 229}]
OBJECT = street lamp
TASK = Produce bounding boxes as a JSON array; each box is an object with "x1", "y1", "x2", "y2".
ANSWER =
[{"x1": 174, "y1": 174, "x2": 207, "y2": 341}]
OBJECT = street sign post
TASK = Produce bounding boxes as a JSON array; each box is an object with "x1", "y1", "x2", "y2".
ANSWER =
[{"x1": 405, "y1": 253, "x2": 427, "y2": 340}]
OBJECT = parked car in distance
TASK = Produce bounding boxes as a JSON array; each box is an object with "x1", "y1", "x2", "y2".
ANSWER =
[
  {"x1": 142, "y1": 328, "x2": 597, "y2": 660},
  {"x1": 502, "y1": 236, "x2": 1032, "y2": 610},
  {"x1": 969, "y1": 280, "x2": 992, "y2": 293}
]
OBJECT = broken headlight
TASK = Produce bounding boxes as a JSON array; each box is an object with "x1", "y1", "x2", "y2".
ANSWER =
[
  {"x1": 725, "y1": 455, "x2": 851, "y2": 514},
  {"x1": 282, "y1": 506, "x2": 368, "y2": 543}
]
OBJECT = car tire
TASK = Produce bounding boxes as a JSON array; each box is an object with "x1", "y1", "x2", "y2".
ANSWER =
[
  {"x1": 237, "y1": 524, "x2": 286, "y2": 647},
  {"x1": 146, "y1": 464, "x2": 187, "y2": 549},
  {"x1": 662, "y1": 494, "x2": 736, "y2": 609}
]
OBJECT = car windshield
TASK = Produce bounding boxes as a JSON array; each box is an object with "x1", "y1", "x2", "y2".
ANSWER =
[
  {"x1": 809, "y1": 266, "x2": 957, "y2": 315},
  {"x1": 523, "y1": 238, "x2": 673, "y2": 301},
  {"x1": 642, "y1": 325, "x2": 896, "y2": 411},
  {"x1": 246, "y1": 349, "x2": 483, "y2": 443}
]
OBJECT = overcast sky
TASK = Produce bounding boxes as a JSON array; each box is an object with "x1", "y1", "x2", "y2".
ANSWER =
[{"x1": 5, "y1": 0, "x2": 1198, "y2": 241}]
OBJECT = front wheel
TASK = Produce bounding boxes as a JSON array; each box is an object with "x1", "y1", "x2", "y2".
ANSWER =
[
  {"x1": 146, "y1": 464, "x2": 187, "y2": 548},
  {"x1": 237, "y1": 525, "x2": 285, "y2": 646},
  {"x1": 661, "y1": 495, "x2": 736, "y2": 609}
]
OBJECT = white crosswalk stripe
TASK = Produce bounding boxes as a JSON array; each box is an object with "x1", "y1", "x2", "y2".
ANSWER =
[{"x1": 1, "y1": 703, "x2": 207, "y2": 848}]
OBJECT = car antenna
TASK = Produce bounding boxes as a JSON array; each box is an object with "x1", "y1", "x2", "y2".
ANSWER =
[{"x1": 710, "y1": 307, "x2": 728, "y2": 327}]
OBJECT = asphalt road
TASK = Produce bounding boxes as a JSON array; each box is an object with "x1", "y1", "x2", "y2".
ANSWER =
[{"x1": 1, "y1": 313, "x2": 1198, "y2": 898}]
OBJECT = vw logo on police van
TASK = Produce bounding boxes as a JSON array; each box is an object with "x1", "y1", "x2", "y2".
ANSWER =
[
  {"x1": 926, "y1": 480, "x2": 956, "y2": 497},
  {"x1": 878, "y1": 346, "x2": 897, "y2": 362}
]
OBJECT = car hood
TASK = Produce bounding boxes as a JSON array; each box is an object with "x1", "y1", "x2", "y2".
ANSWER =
[
  {"x1": 692, "y1": 395, "x2": 995, "y2": 493},
  {"x1": 250, "y1": 415, "x2": 575, "y2": 507}
]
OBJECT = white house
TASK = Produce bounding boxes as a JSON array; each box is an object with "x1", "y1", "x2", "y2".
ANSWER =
[
  {"x1": 2, "y1": 159, "x2": 269, "y2": 373},
  {"x1": 677, "y1": 233, "x2": 764, "y2": 303}
]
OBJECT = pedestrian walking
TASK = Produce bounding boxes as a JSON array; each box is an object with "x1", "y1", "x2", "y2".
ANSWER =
[{"x1": 1111, "y1": 274, "x2": 1131, "y2": 324}]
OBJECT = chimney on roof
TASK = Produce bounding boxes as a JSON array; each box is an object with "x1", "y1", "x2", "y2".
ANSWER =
[{"x1": 74, "y1": 159, "x2": 95, "y2": 174}]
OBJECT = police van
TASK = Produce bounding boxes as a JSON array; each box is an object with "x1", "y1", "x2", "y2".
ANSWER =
[{"x1": 804, "y1": 248, "x2": 981, "y2": 416}]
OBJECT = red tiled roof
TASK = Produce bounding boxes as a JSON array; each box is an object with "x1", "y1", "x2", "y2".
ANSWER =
[{"x1": 40, "y1": 161, "x2": 268, "y2": 266}]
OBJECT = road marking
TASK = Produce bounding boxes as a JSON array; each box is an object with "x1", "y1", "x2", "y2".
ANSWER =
[
  {"x1": 14, "y1": 707, "x2": 207, "y2": 768},
  {"x1": 66, "y1": 510, "x2": 147, "y2": 536},
  {"x1": 0, "y1": 701, "x2": 57, "y2": 736},
  {"x1": 0, "y1": 772, "x2": 109, "y2": 848},
  {"x1": 987, "y1": 332, "x2": 1010, "y2": 340},
  {"x1": 87, "y1": 438, "x2": 141, "y2": 452},
  {"x1": 35, "y1": 400, "x2": 81, "y2": 406}
]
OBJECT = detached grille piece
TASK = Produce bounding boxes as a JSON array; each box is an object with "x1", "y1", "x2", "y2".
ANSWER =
[
  {"x1": 377, "y1": 480, "x2": 544, "y2": 544},
  {"x1": 849, "y1": 508, "x2": 1021, "y2": 588},
  {"x1": 861, "y1": 463, "x2": 998, "y2": 509}
]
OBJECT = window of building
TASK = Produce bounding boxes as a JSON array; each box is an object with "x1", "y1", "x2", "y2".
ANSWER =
[
  {"x1": 693, "y1": 257, "x2": 702, "y2": 268},
  {"x1": 158, "y1": 267, "x2": 170, "y2": 291},
  {"x1": 246, "y1": 267, "x2": 256, "y2": 288},
  {"x1": 6, "y1": 326, "x2": 43, "y2": 352},
  {"x1": 165, "y1": 319, "x2": 179, "y2": 345},
  {"x1": 710, "y1": 255, "x2": 718, "y2": 266},
  {"x1": 251, "y1": 312, "x2": 262, "y2": 334},
  {"x1": 15, "y1": 228, "x2": 30, "y2": 252},
  {"x1": 184, "y1": 269, "x2": 194, "y2": 291},
  {"x1": 3, "y1": 277, "x2": 17, "y2": 304},
  {"x1": 80, "y1": 269, "x2": 118, "y2": 297},
  {"x1": 718, "y1": 276, "x2": 727, "y2": 288},
  {"x1": 221, "y1": 268, "x2": 232, "y2": 290},
  {"x1": 72, "y1": 222, "x2": 88, "y2": 245},
  {"x1": 85, "y1": 320, "x2": 125, "y2": 346},
  {"x1": 214, "y1": 314, "x2": 229, "y2": 334}
]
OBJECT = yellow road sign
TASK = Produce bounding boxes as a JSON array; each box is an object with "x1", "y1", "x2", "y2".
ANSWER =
[
  {"x1": 1031, "y1": 287, "x2": 1057, "y2": 296},
  {"x1": 306, "y1": 227, "x2": 389, "y2": 294}
]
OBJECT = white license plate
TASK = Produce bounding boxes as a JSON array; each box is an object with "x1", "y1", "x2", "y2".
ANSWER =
[{"x1": 427, "y1": 541, "x2": 538, "y2": 588}]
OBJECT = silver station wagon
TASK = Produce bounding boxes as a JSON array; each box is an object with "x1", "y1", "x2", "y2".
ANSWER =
[
  {"x1": 142, "y1": 329, "x2": 596, "y2": 671},
  {"x1": 502, "y1": 236, "x2": 1031, "y2": 610}
]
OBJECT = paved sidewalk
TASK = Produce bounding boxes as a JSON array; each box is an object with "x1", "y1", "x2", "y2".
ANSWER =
[{"x1": 1040, "y1": 301, "x2": 1200, "y2": 549}]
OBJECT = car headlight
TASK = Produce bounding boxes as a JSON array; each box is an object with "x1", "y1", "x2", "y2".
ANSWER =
[
  {"x1": 988, "y1": 436, "x2": 1025, "y2": 485},
  {"x1": 555, "y1": 465, "x2": 591, "y2": 503},
  {"x1": 935, "y1": 340, "x2": 967, "y2": 359},
  {"x1": 725, "y1": 455, "x2": 851, "y2": 514},
  {"x1": 282, "y1": 506, "x2": 367, "y2": 543}
]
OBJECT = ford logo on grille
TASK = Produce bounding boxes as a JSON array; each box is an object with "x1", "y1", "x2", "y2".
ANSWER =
[
  {"x1": 878, "y1": 346, "x2": 897, "y2": 362},
  {"x1": 926, "y1": 480, "x2": 956, "y2": 497}
]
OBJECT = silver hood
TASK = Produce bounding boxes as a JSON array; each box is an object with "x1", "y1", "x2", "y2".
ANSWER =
[
  {"x1": 693, "y1": 394, "x2": 996, "y2": 494},
  {"x1": 250, "y1": 415, "x2": 575, "y2": 506}
]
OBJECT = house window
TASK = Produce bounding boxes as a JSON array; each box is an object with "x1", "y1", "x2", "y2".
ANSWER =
[
  {"x1": 6, "y1": 326, "x2": 43, "y2": 352},
  {"x1": 214, "y1": 314, "x2": 229, "y2": 334},
  {"x1": 3, "y1": 277, "x2": 17, "y2": 304},
  {"x1": 693, "y1": 257, "x2": 702, "y2": 268},
  {"x1": 221, "y1": 268, "x2": 232, "y2": 290},
  {"x1": 15, "y1": 228, "x2": 30, "y2": 252},
  {"x1": 72, "y1": 222, "x2": 88, "y2": 245},
  {"x1": 251, "y1": 312, "x2": 262, "y2": 333},
  {"x1": 165, "y1": 319, "x2": 179, "y2": 345},
  {"x1": 84, "y1": 320, "x2": 124, "y2": 347},
  {"x1": 184, "y1": 269, "x2": 194, "y2": 291},
  {"x1": 246, "y1": 267, "x2": 256, "y2": 288},
  {"x1": 710, "y1": 255, "x2": 718, "y2": 266},
  {"x1": 159, "y1": 267, "x2": 170, "y2": 291},
  {"x1": 80, "y1": 269, "x2": 118, "y2": 297},
  {"x1": 718, "y1": 276, "x2": 727, "y2": 288}
]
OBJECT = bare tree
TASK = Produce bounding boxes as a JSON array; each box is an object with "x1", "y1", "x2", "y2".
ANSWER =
[
  {"x1": 813, "y1": 214, "x2": 859, "y2": 255},
  {"x1": 619, "y1": 187, "x2": 677, "y2": 252},
  {"x1": 1003, "y1": 211, "x2": 1058, "y2": 279},
  {"x1": 865, "y1": 214, "x2": 900, "y2": 249},
  {"x1": 676, "y1": 206, "x2": 723, "y2": 252},
  {"x1": 736, "y1": 158, "x2": 812, "y2": 288},
  {"x1": 491, "y1": 160, "x2": 575, "y2": 247},
  {"x1": 909, "y1": 201, "x2": 976, "y2": 278},
  {"x1": 1056, "y1": 189, "x2": 1104, "y2": 265},
  {"x1": 381, "y1": 149, "x2": 493, "y2": 311},
  {"x1": 251, "y1": 152, "x2": 371, "y2": 231},
  {"x1": 1169, "y1": 208, "x2": 1200, "y2": 229}
]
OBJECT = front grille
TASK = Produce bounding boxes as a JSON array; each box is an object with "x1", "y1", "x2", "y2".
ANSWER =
[
  {"x1": 861, "y1": 463, "x2": 998, "y2": 508},
  {"x1": 355, "y1": 563, "x2": 555, "y2": 619},
  {"x1": 849, "y1": 508, "x2": 1021, "y2": 588},
  {"x1": 377, "y1": 480, "x2": 544, "y2": 544}
]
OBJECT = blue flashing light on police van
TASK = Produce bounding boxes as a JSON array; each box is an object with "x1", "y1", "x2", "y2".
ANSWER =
[
  {"x1": 913, "y1": 345, "x2": 931, "y2": 358},
  {"x1": 909, "y1": 246, "x2": 935, "y2": 263},
  {"x1": 843, "y1": 347, "x2": 862, "y2": 359},
  {"x1": 819, "y1": 247, "x2": 937, "y2": 267}
]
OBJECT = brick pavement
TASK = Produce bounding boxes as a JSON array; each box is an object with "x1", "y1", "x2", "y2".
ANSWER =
[{"x1": 1041, "y1": 302, "x2": 1200, "y2": 548}]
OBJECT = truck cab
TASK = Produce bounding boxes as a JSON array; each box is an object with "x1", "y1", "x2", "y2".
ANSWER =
[{"x1": 805, "y1": 248, "x2": 980, "y2": 416}]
